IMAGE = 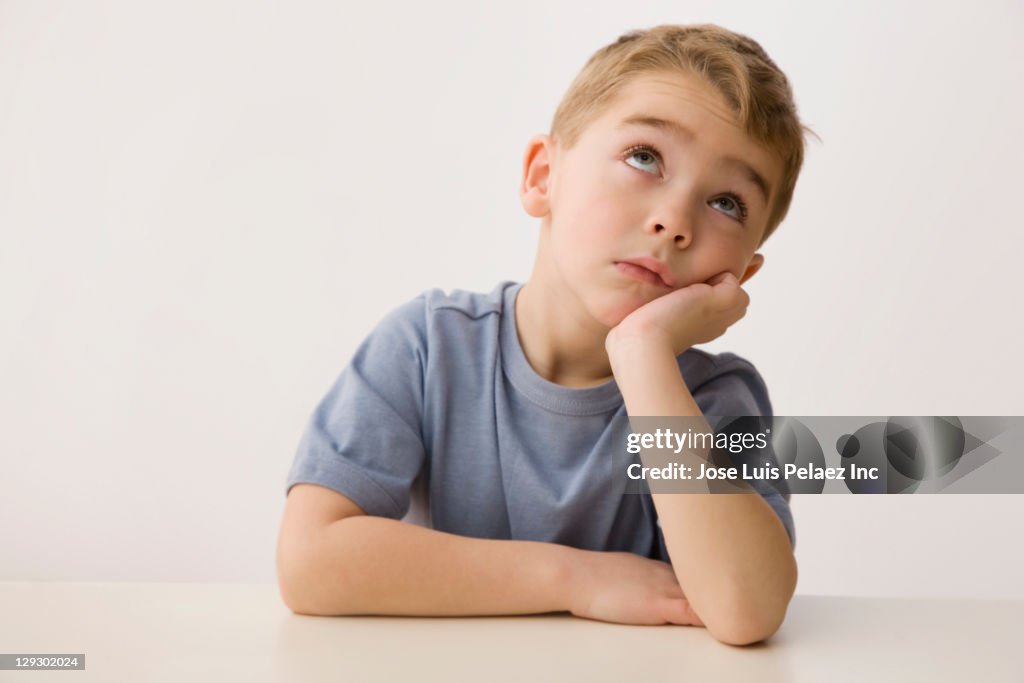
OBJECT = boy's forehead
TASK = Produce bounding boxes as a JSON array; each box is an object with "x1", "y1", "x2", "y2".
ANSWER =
[
  {"x1": 602, "y1": 72, "x2": 740, "y2": 127},
  {"x1": 581, "y1": 72, "x2": 781, "y2": 204}
]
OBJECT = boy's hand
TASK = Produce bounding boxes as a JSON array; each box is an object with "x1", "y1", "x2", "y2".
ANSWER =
[
  {"x1": 605, "y1": 271, "x2": 749, "y2": 358},
  {"x1": 568, "y1": 550, "x2": 705, "y2": 627}
]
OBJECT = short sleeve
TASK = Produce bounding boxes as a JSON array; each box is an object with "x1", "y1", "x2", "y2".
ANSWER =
[
  {"x1": 692, "y1": 356, "x2": 796, "y2": 549},
  {"x1": 285, "y1": 294, "x2": 428, "y2": 519}
]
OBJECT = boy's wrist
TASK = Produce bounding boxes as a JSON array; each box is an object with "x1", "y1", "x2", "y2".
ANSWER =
[
  {"x1": 552, "y1": 544, "x2": 593, "y2": 615},
  {"x1": 605, "y1": 328, "x2": 679, "y2": 365}
]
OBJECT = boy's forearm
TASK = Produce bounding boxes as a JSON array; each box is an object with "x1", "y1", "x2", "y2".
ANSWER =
[
  {"x1": 285, "y1": 515, "x2": 578, "y2": 617},
  {"x1": 608, "y1": 339, "x2": 797, "y2": 645}
]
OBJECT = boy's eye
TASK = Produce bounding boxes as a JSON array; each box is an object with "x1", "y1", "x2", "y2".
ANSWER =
[
  {"x1": 709, "y1": 195, "x2": 748, "y2": 223},
  {"x1": 623, "y1": 143, "x2": 750, "y2": 225},
  {"x1": 623, "y1": 144, "x2": 661, "y2": 175}
]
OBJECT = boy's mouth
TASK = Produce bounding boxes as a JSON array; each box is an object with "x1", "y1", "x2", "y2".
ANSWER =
[{"x1": 613, "y1": 259, "x2": 675, "y2": 288}]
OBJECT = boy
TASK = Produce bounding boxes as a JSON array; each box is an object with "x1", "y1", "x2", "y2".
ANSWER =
[{"x1": 277, "y1": 23, "x2": 808, "y2": 646}]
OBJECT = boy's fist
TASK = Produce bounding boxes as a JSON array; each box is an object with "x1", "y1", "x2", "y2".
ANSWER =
[
  {"x1": 606, "y1": 271, "x2": 750, "y2": 357},
  {"x1": 567, "y1": 550, "x2": 705, "y2": 627}
]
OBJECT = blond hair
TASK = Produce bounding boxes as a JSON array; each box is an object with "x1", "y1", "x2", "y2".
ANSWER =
[{"x1": 550, "y1": 24, "x2": 814, "y2": 244}]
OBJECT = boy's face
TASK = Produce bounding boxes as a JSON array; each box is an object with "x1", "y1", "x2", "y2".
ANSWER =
[{"x1": 521, "y1": 70, "x2": 782, "y2": 328}]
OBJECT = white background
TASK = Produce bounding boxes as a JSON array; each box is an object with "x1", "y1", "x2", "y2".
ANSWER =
[{"x1": 1, "y1": 0, "x2": 1022, "y2": 599}]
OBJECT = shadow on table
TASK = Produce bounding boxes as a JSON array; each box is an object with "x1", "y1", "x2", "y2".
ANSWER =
[{"x1": 272, "y1": 610, "x2": 793, "y2": 682}]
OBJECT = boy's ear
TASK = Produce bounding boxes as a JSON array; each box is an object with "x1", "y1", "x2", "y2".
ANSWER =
[
  {"x1": 520, "y1": 134, "x2": 556, "y2": 218},
  {"x1": 739, "y1": 253, "x2": 765, "y2": 286}
]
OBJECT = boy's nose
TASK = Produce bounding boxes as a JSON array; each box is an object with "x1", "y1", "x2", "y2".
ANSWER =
[{"x1": 653, "y1": 223, "x2": 692, "y2": 247}]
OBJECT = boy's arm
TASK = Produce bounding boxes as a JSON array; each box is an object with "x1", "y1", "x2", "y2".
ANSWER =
[
  {"x1": 608, "y1": 341, "x2": 796, "y2": 645},
  {"x1": 605, "y1": 272, "x2": 797, "y2": 646},
  {"x1": 277, "y1": 484, "x2": 704, "y2": 625}
]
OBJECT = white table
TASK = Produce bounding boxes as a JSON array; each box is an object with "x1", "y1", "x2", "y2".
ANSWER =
[{"x1": 1, "y1": 582, "x2": 1020, "y2": 682}]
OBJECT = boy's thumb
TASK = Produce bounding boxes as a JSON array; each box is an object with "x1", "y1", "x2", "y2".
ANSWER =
[
  {"x1": 663, "y1": 598, "x2": 705, "y2": 626},
  {"x1": 706, "y1": 271, "x2": 737, "y2": 287}
]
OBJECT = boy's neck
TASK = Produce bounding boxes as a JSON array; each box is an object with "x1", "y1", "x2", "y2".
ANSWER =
[{"x1": 514, "y1": 278, "x2": 615, "y2": 388}]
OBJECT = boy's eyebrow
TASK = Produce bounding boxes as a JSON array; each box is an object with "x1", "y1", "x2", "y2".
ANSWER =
[
  {"x1": 617, "y1": 114, "x2": 773, "y2": 205},
  {"x1": 620, "y1": 114, "x2": 698, "y2": 142}
]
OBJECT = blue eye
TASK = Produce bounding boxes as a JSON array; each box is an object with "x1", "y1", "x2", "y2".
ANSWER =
[
  {"x1": 623, "y1": 144, "x2": 661, "y2": 174},
  {"x1": 624, "y1": 142, "x2": 750, "y2": 225},
  {"x1": 709, "y1": 195, "x2": 749, "y2": 223}
]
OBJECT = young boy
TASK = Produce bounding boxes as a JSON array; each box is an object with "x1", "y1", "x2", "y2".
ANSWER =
[{"x1": 277, "y1": 23, "x2": 808, "y2": 646}]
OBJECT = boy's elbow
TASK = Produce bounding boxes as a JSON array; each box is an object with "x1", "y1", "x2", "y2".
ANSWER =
[
  {"x1": 712, "y1": 552, "x2": 798, "y2": 643},
  {"x1": 278, "y1": 569, "x2": 315, "y2": 616},
  {"x1": 707, "y1": 607, "x2": 786, "y2": 646},
  {"x1": 704, "y1": 573, "x2": 796, "y2": 645},
  {"x1": 276, "y1": 532, "x2": 353, "y2": 616},
  {"x1": 277, "y1": 546, "x2": 319, "y2": 615}
]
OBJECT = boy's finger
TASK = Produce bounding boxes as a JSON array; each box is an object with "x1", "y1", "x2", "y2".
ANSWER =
[
  {"x1": 663, "y1": 583, "x2": 686, "y2": 600},
  {"x1": 662, "y1": 598, "x2": 705, "y2": 626},
  {"x1": 706, "y1": 271, "x2": 737, "y2": 287}
]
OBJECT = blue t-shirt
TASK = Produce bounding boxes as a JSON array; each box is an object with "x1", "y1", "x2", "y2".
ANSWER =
[{"x1": 285, "y1": 281, "x2": 795, "y2": 562}]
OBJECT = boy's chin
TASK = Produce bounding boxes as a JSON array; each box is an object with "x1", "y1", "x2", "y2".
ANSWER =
[
  {"x1": 588, "y1": 297, "x2": 649, "y2": 330},
  {"x1": 569, "y1": 283, "x2": 658, "y2": 330}
]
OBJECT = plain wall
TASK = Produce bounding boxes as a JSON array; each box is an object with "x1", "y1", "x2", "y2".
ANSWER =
[{"x1": 1, "y1": 0, "x2": 1022, "y2": 599}]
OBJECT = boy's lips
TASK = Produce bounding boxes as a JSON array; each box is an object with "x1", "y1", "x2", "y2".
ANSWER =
[{"x1": 613, "y1": 257, "x2": 677, "y2": 288}]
